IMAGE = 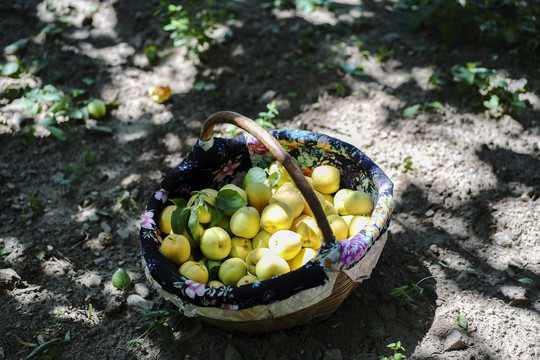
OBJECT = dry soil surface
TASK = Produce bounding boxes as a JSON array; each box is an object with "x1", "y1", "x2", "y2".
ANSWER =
[{"x1": 1, "y1": 1, "x2": 539, "y2": 359}]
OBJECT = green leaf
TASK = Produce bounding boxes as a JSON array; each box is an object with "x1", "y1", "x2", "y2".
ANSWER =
[
  {"x1": 82, "y1": 150, "x2": 97, "y2": 165},
  {"x1": 426, "y1": 101, "x2": 445, "y2": 110},
  {"x1": 188, "y1": 207, "x2": 200, "y2": 243},
  {"x1": 209, "y1": 206, "x2": 224, "y2": 227},
  {"x1": 483, "y1": 95, "x2": 499, "y2": 110},
  {"x1": 267, "y1": 172, "x2": 281, "y2": 187},
  {"x1": 0, "y1": 249, "x2": 11, "y2": 257},
  {"x1": 457, "y1": 315, "x2": 468, "y2": 330},
  {"x1": 171, "y1": 205, "x2": 189, "y2": 235},
  {"x1": 215, "y1": 189, "x2": 247, "y2": 213},
  {"x1": 46, "y1": 126, "x2": 67, "y2": 141},
  {"x1": 193, "y1": 81, "x2": 205, "y2": 91},
  {"x1": 518, "y1": 278, "x2": 533, "y2": 285},
  {"x1": 390, "y1": 286, "x2": 408, "y2": 297},
  {"x1": 403, "y1": 104, "x2": 421, "y2": 118},
  {"x1": 5, "y1": 38, "x2": 30, "y2": 53},
  {"x1": 37, "y1": 117, "x2": 57, "y2": 126},
  {"x1": 26, "y1": 337, "x2": 62, "y2": 359},
  {"x1": 144, "y1": 45, "x2": 158, "y2": 63},
  {"x1": 2, "y1": 61, "x2": 20, "y2": 76},
  {"x1": 242, "y1": 167, "x2": 267, "y2": 189}
]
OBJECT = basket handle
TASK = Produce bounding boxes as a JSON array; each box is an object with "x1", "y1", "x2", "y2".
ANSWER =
[{"x1": 200, "y1": 111, "x2": 336, "y2": 248}]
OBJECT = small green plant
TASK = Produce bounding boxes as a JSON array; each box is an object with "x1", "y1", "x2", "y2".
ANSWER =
[
  {"x1": 16, "y1": 84, "x2": 90, "y2": 141},
  {"x1": 26, "y1": 330, "x2": 70, "y2": 359},
  {"x1": 268, "y1": 0, "x2": 332, "y2": 13},
  {"x1": 395, "y1": 0, "x2": 539, "y2": 60},
  {"x1": 457, "y1": 314, "x2": 468, "y2": 330},
  {"x1": 390, "y1": 276, "x2": 434, "y2": 307},
  {"x1": 402, "y1": 101, "x2": 445, "y2": 118},
  {"x1": 127, "y1": 308, "x2": 185, "y2": 350},
  {"x1": 428, "y1": 62, "x2": 527, "y2": 115},
  {"x1": 401, "y1": 157, "x2": 413, "y2": 173},
  {"x1": 0, "y1": 238, "x2": 11, "y2": 269},
  {"x1": 21, "y1": 193, "x2": 44, "y2": 220},
  {"x1": 380, "y1": 341, "x2": 407, "y2": 360},
  {"x1": 226, "y1": 101, "x2": 278, "y2": 137},
  {"x1": 157, "y1": 0, "x2": 233, "y2": 58},
  {"x1": 376, "y1": 45, "x2": 394, "y2": 62}
]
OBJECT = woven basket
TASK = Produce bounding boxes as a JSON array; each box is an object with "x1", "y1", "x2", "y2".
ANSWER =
[{"x1": 140, "y1": 111, "x2": 394, "y2": 333}]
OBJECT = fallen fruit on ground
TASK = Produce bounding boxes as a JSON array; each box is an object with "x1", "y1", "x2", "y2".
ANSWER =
[
  {"x1": 112, "y1": 268, "x2": 131, "y2": 290},
  {"x1": 87, "y1": 99, "x2": 107, "y2": 118}
]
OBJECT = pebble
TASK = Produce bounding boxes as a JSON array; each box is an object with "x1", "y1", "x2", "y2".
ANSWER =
[
  {"x1": 94, "y1": 257, "x2": 107, "y2": 265},
  {"x1": 500, "y1": 285, "x2": 529, "y2": 306},
  {"x1": 377, "y1": 305, "x2": 397, "y2": 320},
  {"x1": 258, "y1": 90, "x2": 276, "y2": 103},
  {"x1": 88, "y1": 214, "x2": 99, "y2": 222},
  {"x1": 98, "y1": 232, "x2": 113, "y2": 245},
  {"x1": 101, "y1": 221, "x2": 112, "y2": 233},
  {"x1": 444, "y1": 328, "x2": 473, "y2": 351},
  {"x1": 134, "y1": 283, "x2": 150, "y2": 298},
  {"x1": 425, "y1": 209, "x2": 435, "y2": 217},
  {"x1": 105, "y1": 296, "x2": 123, "y2": 314},
  {"x1": 81, "y1": 273, "x2": 102, "y2": 287},
  {"x1": 494, "y1": 232, "x2": 513, "y2": 247},
  {"x1": 117, "y1": 228, "x2": 130, "y2": 241},
  {"x1": 322, "y1": 348, "x2": 343, "y2": 360},
  {"x1": 367, "y1": 326, "x2": 389, "y2": 339},
  {"x1": 0, "y1": 268, "x2": 21, "y2": 289},
  {"x1": 429, "y1": 244, "x2": 440, "y2": 256},
  {"x1": 223, "y1": 342, "x2": 243, "y2": 360},
  {"x1": 127, "y1": 294, "x2": 154, "y2": 313},
  {"x1": 87, "y1": 125, "x2": 113, "y2": 135}
]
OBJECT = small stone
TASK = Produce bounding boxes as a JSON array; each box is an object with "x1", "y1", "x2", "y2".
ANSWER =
[
  {"x1": 116, "y1": 228, "x2": 130, "y2": 241},
  {"x1": 494, "y1": 232, "x2": 513, "y2": 247},
  {"x1": 425, "y1": 209, "x2": 435, "y2": 217},
  {"x1": 88, "y1": 214, "x2": 99, "y2": 222},
  {"x1": 258, "y1": 90, "x2": 276, "y2": 103},
  {"x1": 88, "y1": 125, "x2": 113, "y2": 134},
  {"x1": 0, "y1": 268, "x2": 21, "y2": 289},
  {"x1": 37, "y1": 334, "x2": 45, "y2": 345},
  {"x1": 269, "y1": 330, "x2": 288, "y2": 345},
  {"x1": 376, "y1": 305, "x2": 397, "y2": 320},
  {"x1": 105, "y1": 296, "x2": 123, "y2": 314},
  {"x1": 322, "y1": 348, "x2": 343, "y2": 360},
  {"x1": 98, "y1": 232, "x2": 113, "y2": 245},
  {"x1": 429, "y1": 244, "x2": 440, "y2": 256},
  {"x1": 127, "y1": 294, "x2": 154, "y2": 313},
  {"x1": 505, "y1": 267, "x2": 515, "y2": 278},
  {"x1": 134, "y1": 283, "x2": 150, "y2": 298},
  {"x1": 101, "y1": 222, "x2": 112, "y2": 233},
  {"x1": 94, "y1": 257, "x2": 106, "y2": 265},
  {"x1": 466, "y1": 267, "x2": 478, "y2": 276},
  {"x1": 367, "y1": 326, "x2": 389, "y2": 339},
  {"x1": 223, "y1": 342, "x2": 243, "y2": 360},
  {"x1": 406, "y1": 265, "x2": 419, "y2": 273},
  {"x1": 81, "y1": 273, "x2": 102, "y2": 287},
  {"x1": 500, "y1": 285, "x2": 529, "y2": 306},
  {"x1": 444, "y1": 328, "x2": 473, "y2": 351},
  {"x1": 434, "y1": 185, "x2": 446, "y2": 195}
]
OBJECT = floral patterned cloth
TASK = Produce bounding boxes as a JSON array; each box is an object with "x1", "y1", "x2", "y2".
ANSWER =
[{"x1": 140, "y1": 129, "x2": 394, "y2": 310}]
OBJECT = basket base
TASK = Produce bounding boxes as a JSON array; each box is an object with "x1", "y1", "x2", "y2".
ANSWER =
[
  {"x1": 198, "y1": 271, "x2": 360, "y2": 333},
  {"x1": 196, "y1": 232, "x2": 388, "y2": 333}
]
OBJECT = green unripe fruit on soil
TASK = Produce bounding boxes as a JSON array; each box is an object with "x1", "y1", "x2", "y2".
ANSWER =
[
  {"x1": 112, "y1": 268, "x2": 131, "y2": 290},
  {"x1": 87, "y1": 99, "x2": 107, "y2": 118}
]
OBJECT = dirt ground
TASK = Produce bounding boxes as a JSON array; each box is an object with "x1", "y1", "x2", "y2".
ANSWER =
[{"x1": 1, "y1": 0, "x2": 539, "y2": 359}]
